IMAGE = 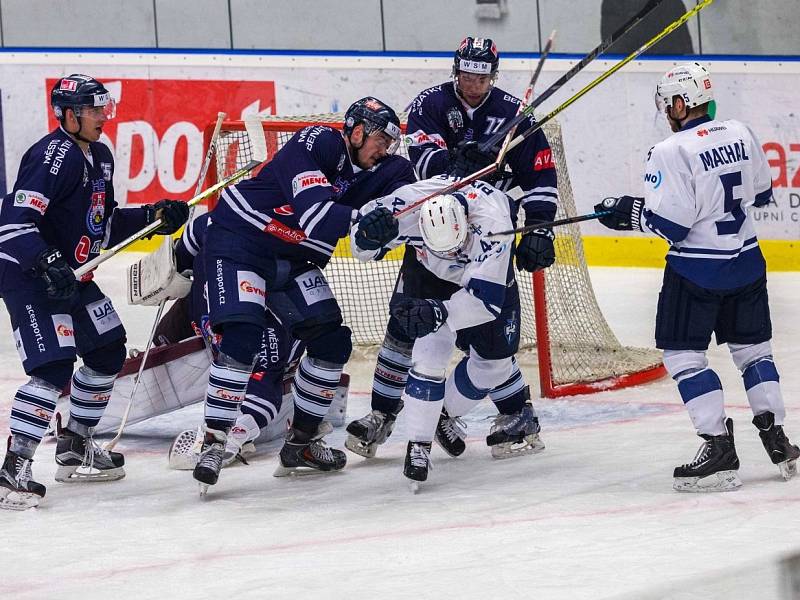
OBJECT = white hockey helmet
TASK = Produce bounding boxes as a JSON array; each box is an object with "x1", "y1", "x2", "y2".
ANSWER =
[
  {"x1": 419, "y1": 194, "x2": 468, "y2": 258},
  {"x1": 655, "y1": 62, "x2": 714, "y2": 111}
]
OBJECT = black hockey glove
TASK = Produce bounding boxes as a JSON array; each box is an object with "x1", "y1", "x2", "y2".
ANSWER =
[
  {"x1": 448, "y1": 141, "x2": 498, "y2": 178},
  {"x1": 390, "y1": 297, "x2": 448, "y2": 340},
  {"x1": 34, "y1": 248, "x2": 76, "y2": 299},
  {"x1": 515, "y1": 228, "x2": 555, "y2": 273},
  {"x1": 145, "y1": 199, "x2": 190, "y2": 236},
  {"x1": 594, "y1": 196, "x2": 644, "y2": 231},
  {"x1": 355, "y1": 207, "x2": 399, "y2": 251}
]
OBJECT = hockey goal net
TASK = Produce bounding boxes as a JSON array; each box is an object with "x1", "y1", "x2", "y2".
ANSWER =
[{"x1": 204, "y1": 114, "x2": 665, "y2": 398}]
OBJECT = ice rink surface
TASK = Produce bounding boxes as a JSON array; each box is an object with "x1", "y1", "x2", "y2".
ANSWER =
[{"x1": 1, "y1": 256, "x2": 799, "y2": 600}]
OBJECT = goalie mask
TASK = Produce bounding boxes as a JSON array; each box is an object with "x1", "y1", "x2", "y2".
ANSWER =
[
  {"x1": 343, "y1": 97, "x2": 402, "y2": 155},
  {"x1": 419, "y1": 194, "x2": 469, "y2": 259},
  {"x1": 655, "y1": 62, "x2": 714, "y2": 113},
  {"x1": 51, "y1": 74, "x2": 116, "y2": 121}
]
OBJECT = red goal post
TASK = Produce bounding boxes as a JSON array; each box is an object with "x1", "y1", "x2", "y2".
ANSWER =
[{"x1": 203, "y1": 114, "x2": 665, "y2": 398}]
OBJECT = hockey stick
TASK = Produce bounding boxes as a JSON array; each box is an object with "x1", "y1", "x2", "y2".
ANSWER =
[
  {"x1": 102, "y1": 299, "x2": 167, "y2": 451},
  {"x1": 488, "y1": 210, "x2": 612, "y2": 238},
  {"x1": 103, "y1": 112, "x2": 231, "y2": 451},
  {"x1": 501, "y1": 0, "x2": 714, "y2": 155},
  {"x1": 395, "y1": 0, "x2": 712, "y2": 218},
  {"x1": 494, "y1": 29, "x2": 556, "y2": 168},
  {"x1": 479, "y1": 0, "x2": 664, "y2": 153},
  {"x1": 75, "y1": 114, "x2": 268, "y2": 279}
]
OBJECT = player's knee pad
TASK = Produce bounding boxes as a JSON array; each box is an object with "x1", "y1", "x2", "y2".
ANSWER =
[
  {"x1": 728, "y1": 341, "x2": 774, "y2": 372},
  {"x1": 29, "y1": 360, "x2": 74, "y2": 391},
  {"x1": 218, "y1": 321, "x2": 264, "y2": 366},
  {"x1": 81, "y1": 341, "x2": 127, "y2": 376},
  {"x1": 304, "y1": 325, "x2": 353, "y2": 365},
  {"x1": 663, "y1": 349, "x2": 709, "y2": 382}
]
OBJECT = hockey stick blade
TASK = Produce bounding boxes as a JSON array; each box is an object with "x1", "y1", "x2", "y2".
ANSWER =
[
  {"x1": 243, "y1": 114, "x2": 268, "y2": 163},
  {"x1": 502, "y1": 0, "x2": 714, "y2": 156},
  {"x1": 488, "y1": 210, "x2": 612, "y2": 238},
  {"x1": 74, "y1": 158, "x2": 263, "y2": 278},
  {"x1": 480, "y1": 0, "x2": 664, "y2": 152}
]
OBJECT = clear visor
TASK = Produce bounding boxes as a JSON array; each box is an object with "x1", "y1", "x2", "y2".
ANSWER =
[
  {"x1": 654, "y1": 89, "x2": 669, "y2": 113},
  {"x1": 428, "y1": 246, "x2": 461, "y2": 260},
  {"x1": 75, "y1": 97, "x2": 117, "y2": 120},
  {"x1": 365, "y1": 122, "x2": 401, "y2": 155}
]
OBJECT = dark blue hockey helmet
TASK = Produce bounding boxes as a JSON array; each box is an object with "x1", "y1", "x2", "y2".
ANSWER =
[
  {"x1": 343, "y1": 97, "x2": 402, "y2": 152},
  {"x1": 51, "y1": 74, "x2": 116, "y2": 121},
  {"x1": 453, "y1": 37, "x2": 500, "y2": 77}
]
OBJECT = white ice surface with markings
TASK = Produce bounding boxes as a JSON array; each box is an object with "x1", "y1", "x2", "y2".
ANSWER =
[{"x1": 1, "y1": 256, "x2": 799, "y2": 600}]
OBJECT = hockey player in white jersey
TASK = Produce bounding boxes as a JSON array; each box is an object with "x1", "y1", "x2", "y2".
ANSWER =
[
  {"x1": 595, "y1": 63, "x2": 799, "y2": 492},
  {"x1": 351, "y1": 177, "x2": 544, "y2": 488}
]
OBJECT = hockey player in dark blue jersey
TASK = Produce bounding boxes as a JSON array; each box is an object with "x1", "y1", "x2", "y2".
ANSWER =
[
  {"x1": 193, "y1": 97, "x2": 416, "y2": 491},
  {"x1": 0, "y1": 74, "x2": 189, "y2": 511},
  {"x1": 348, "y1": 37, "x2": 557, "y2": 460}
]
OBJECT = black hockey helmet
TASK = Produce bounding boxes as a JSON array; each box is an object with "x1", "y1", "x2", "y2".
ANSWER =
[
  {"x1": 453, "y1": 37, "x2": 500, "y2": 77},
  {"x1": 343, "y1": 97, "x2": 402, "y2": 151},
  {"x1": 50, "y1": 74, "x2": 116, "y2": 120}
]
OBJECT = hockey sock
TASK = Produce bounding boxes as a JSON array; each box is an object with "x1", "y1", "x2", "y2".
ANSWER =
[
  {"x1": 292, "y1": 356, "x2": 343, "y2": 434},
  {"x1": 403, "y1": 370, "x2": 445, "y2": 442},
  {"x1": 488, "y1": 357, "x2": 527, "y2": 415},
  {"x1": 9, "y1": 378, "x2": 60, "y2": 453},
  {"x1": 69, "y1": 366, "x2": 116, "y2": 430},
  {"x1": 676, "y1": 369, "x2": 726, "y2": 436},
  {"x1": 729, "y1": 342, "x2": 785, "y2": 423},
  {"x1": 205, "y1": 352, "x2": 254, "y2": 431},
  {"x1": 241, "y1": 393, "x2": 281, "y2": 430},
  {"x1": 371, "y1": 341, "x2": 411, "y2": 415}
]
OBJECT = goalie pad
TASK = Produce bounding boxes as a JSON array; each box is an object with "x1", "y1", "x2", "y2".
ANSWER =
[
  {"x1": 127, "y1": 237, "x2": 192, "y2": 306},
  {"x1": 55, "y1": 337, "x2": 209, "y2": 434}
]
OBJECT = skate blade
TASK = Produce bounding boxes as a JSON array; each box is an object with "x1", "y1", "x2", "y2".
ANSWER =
[
  {"x1": 273, "y1": 463, "x2": 343, "y2": 477},
  {"x1": 0, "y1": 489, "x2": 41, "y2": 511},
  {"x1": 198, "y1": 482, "x2": 210, "y2": 497},
  {"x1": 490, "y1": 436, "x2": 546, "y2": 460},
  {"x1": 55, "y1": 464, "x2": 125, "y2": 483},
  {"x1": 408, "y1": 480, "x2": 421, "y2": 494},
  {"x1": 673, "y1": 470, "x2": 742, "y2": 493},
  {"x1": 778, "y1": 458, "x2": 797, "y2": 481},
  {"x1": 344, "y1": 435, "x2": 378, "y2": 459}
]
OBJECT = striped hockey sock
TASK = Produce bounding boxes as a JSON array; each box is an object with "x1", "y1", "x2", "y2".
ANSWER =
[
  {"x1": 488, "y1": 358, "x2": 528, "y2": 415},
  {"x1": 69, "y1": 367, "x2": 116, "y2": 429},
  {"x1": 292, "y1": 357, "x2": 343, "y2": 432},
  {"x1": 10, "y1": 380, "x2": 60, "y2": 447},
  {"x1": 371, "y1": 344, "x2": 411, "y2": 414},
  {"x1": 241, "y1": 393, "x2": 281, "y2": 430},
  {"x1": 205, "y1": 354, "x2": 253, "y2": 431}
]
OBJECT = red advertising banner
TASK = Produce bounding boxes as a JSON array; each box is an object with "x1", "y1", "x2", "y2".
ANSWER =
[{"x1": 46, "y1": 78, "x2": 276, "y2": 205}]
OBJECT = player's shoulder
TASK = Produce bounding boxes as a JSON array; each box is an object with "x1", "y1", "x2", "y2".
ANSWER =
[
  {"x1": 292, "y1": 124, "x2": 344, "y2": 153},
  {"x1": 26, "y1": 129, "x2": 83, "y2": 177},
  {"x1": 409, "y1": 82, "x2": 450, "y2": 113},
  {"x1": 489, "y1": 86, "x2": 522, "y2": 110},
  {"x1": 373, "y1": 154, "x2": 416, "y2": 179}
]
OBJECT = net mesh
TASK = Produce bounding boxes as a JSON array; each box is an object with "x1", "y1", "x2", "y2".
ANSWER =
[{"x1": 208, "y1": 114, "x2": 662, "y2": 394}]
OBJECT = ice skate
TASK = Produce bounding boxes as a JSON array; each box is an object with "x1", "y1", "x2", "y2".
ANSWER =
[
  {"x1": 193, "y1": 426, "x2": 227, "y2": 495},
  {"x1": 55, "y1": 418, "x2": 125, "y2": 482},
  {"x1": 404, "y1": 441, "x2": 432, "y2": 493},
  {"x1": 673, "y1": 418, "x2": 742, "y2": 492},
  {"x1": 274, "y1": 422, "x2": 346, "y2": 476},
  {"x1": 345, "y1": 405, "x2": 401, "y2": 458},
  {"x1": 485, "y1": 402, "x2": 545, "y2": 459},
  {"x1": 0, "y1": 439, "x2": 46, "y2": 511},
  {"x1": 169, "y1": 423, "x2": 256, "y2": 471},
  {"x1": 753, "y1": 412, "x2": 800, "y2": 481},
  {"x1": 434, "y1": 408, "x2": 466, "y2": 457}
]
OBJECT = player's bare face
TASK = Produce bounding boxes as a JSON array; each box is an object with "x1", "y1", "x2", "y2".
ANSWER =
[
  {"x1": 355, "y1": 131, "x2": 393, "y2": 169},
  {"x1": 457, "y1": 72, "x2": 492, "y2": 107}
]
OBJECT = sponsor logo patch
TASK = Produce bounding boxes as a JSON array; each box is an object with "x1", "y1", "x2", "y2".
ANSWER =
[
  {"x1": 74, "y1": 235, "x2": 91, "y2": 263},
  {"x1": 13, "y1": 328, "x2": 26, "y2": 362},
  {"x1": 52, "y1": 314, "x2": 76, "y2": 348},
  {"x1": 644, "y1": 170, "x2": 663, "y2": 189},
  {"x1": 697, "y1": 129, "x2": 709, "y2": 137},
  {"x1": 86, "y1": 297, "x2": 122, "y2": 335},
  {"x1": 274, "y1": 204, "x2": 294, "y2": 216},
  {"x1": 86, "y1": 183, "x2": 106, "y2": 235},
  {"x1": 291, "y1": 171, "x2": 330, "y2": 198},
  {"x1": 59, "y1": 79, "x2": 78, "y2": 91},
  {"x1": 295, "y1": 270, "x2": 333, "y2": 306},
  {"x1": 533, "y1": 149, "x2": 554, "y2": 171},
  {"x1": 13, "y1": 190, "x2": 50, "y2": 214},
  {"x1": 237, "y1": 271, "x2": 266, "y2": 305}
]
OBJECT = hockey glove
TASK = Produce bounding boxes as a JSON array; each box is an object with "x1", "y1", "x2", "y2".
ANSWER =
[
  {"x1": 448, "y1": 141, "x2": 497, "y2": 178},
  {"x1": 594, "y1": 196, "x2": 644, "y2": 231},
  {"x1": 34, "y1": 248, "x2": 76, "y2": 299},
  {"x1": 390, "y1": 297, "x2": 448, "y2": 339},
  {"x1": 355, "y1": 207, "x2": 399, "y2": 251},
  {"x1": 515, "y1": 228, "x2": 555, "y2": 272},
  {"x1": 145, "y1": 200, "x2": 190, "y2": 236}
]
